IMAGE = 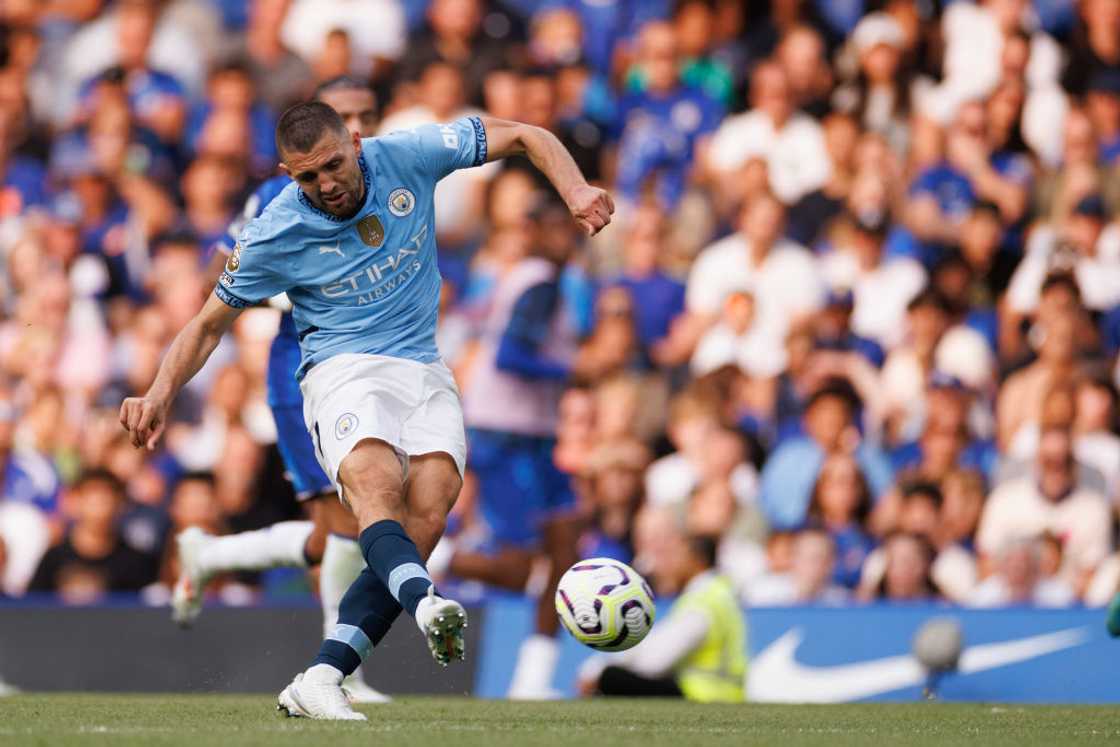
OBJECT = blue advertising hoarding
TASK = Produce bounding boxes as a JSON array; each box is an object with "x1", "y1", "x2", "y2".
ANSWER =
[{"x1": 476, "y1": 599, "x2": 1120, "y2": 703}]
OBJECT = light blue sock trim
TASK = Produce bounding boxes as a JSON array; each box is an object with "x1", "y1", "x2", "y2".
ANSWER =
[
  {"x1": 387, "y1": 562, "x2": 430, "y2": 601},
  {"x1": 326, "y1": 623, "x2": 374, "y2": 660}
]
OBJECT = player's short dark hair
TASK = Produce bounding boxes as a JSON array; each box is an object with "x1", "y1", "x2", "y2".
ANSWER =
[{"x1": 275, "y1": 101, "x2": 348, "y2": 156}]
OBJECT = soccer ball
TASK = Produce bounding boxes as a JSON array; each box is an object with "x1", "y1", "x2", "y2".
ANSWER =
[{"x1": 555, "y1": 558, "x2": 656, "y2": 651}]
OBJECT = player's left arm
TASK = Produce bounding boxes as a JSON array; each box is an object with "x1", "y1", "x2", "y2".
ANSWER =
[{"x1": 479, "y1": 116, "x2": 615, "y2": 237}]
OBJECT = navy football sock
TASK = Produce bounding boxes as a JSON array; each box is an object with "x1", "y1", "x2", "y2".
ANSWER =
[
  {"x1": 313, "y1": 568, "x2": 402, "y2": 676},
  {"x1": 359, "y1": 520, "x2": 435, "y2": 618}
]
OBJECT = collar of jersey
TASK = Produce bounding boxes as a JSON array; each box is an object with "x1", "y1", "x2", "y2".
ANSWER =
[{"x1": 296, "y1": 150, "x2": 374, "y2": 224}]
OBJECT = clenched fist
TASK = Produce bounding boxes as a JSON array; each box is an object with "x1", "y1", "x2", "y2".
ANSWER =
[
  {"x1": 119, "y1": 396, "x2": 169, "y2": 450},
  {"x1": 565, "y1": 184, "x2": 615, "y2": 236}
]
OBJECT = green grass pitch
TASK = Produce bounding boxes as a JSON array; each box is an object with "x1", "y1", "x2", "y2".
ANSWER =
[{"x1": 1, "y1": 695, "x2": 1118, "y2": 746}]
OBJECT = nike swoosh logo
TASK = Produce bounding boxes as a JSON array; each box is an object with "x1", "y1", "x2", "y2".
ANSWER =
[{"x1": 748, "y1": 626, "x2": 1091, "y2": 703}]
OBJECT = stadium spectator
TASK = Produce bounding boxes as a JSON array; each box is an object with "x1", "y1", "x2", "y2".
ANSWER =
[
  {"x1": 605, "y1": 203, "x2": 685, "y2": 362},
  {"x1": 977, "y1": 422, "x2": 1113, "y2": 591},
  {"x1": 704, "y1": 60, "x2": 830, "y2": 206},
  {"x1": 29, "y1": 469, "x2": 158, "y2": 598},
  {"x1": 613, "y1": 20, "x2": 723, "y2": 209},
  {"x1": 75, "y1": 1, "x2": 188, "y2": 144},
  {"x1": 397, "y1": 0, "x2": 515, "y2": 105},
  {"x1": 818, "y1": 187, "x2": 927, "y2": 348},
  {"x1": 879, "y1": 289, "x2": 955, "y2": 444},
  {"x1": 803, "y1": 452, "x2": 875, "y2": 588},
  {"x1": 645, "y1": 388, "x2": 757, "y2": 512},
  {"x1": 859, "y1": 531, "x2": 939, "y2": 602},
  {"x1": 834, "y1": 12, "x2": 912, "y2": 149},
  {"x1": 685, "y1": 192, "x2": 824, "y2": 353},
  {"x1": 760, "y1": 383, "x2": 893, "y2": 531},
  {"x1": 235, "y1": 0, "x2": 315, "y2": 111},
  {"x1": 1007, "y1": 195, "x2": 1120, "y2": 316},
  {"x1": 968, "y1": 535, "x2": 1076, "y2": 607},
  {"x1": 1062, "y1": 0, "x2": 1120, "y2": 96},
  {"x1": 281, "y1": 0, "x2": 405, "y2": 82},
  {"x1": 745, "y1": 527, "x2": 849, "y2": 606}
]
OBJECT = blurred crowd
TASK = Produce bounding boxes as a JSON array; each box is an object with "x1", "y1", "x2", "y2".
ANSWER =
[{"x1": 2, "y1": 0, "x2": 1120, "y2": 610}]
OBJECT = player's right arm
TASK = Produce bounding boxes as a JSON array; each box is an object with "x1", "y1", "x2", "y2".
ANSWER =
[{"x1": 119, "y1": 292, "x2": 243, "y2": 450}]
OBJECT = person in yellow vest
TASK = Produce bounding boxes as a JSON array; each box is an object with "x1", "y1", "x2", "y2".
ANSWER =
[{"x1": 577, "y1": 532, "x2": 747, "y2": 702}]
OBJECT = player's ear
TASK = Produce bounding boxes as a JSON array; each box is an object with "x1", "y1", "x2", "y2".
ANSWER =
[
  {"x1": 351, "y1": 131, "x2": 361, "y2": 153},
  {"x1": 278, "y1": 162, "x2": 291, "y2": 178}
]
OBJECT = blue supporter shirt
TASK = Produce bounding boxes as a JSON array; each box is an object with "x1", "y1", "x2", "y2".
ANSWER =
[
  {"x1": 187, "y1": 101, "x2": 278, "y2": 171},
  {"x1": 759, "y1": 437, "x2": 894, "y2": 531},
  {"x1": 215, "y1": 117, "x2": 488, "y2": 380},
  {"x1": 0, "y1": 156, "x2": 49, "y2": 218},
  {"x1": 608, "y1": 272, "x2": 684, "y2": 347},
  {"x1": 909, "y1": 163, "x2": 975, "y2": 221},
  {"x1": 614, "y1": 85, "x2": 723, "y2": 207},
  {"x1": 79, "y1": 69, "x2": 186, "y2": 136},
  {"x1": 1, "y1": 450, "x2": 60, "y2": 515}
]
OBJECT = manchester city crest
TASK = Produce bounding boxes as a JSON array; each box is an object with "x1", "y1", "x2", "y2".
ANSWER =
[
  {"x1": 335, "y1": 413, "x2": 358, "y2": 440},
  {"x1": 388, "y1": 188, "x2": 415, "y2": 217},
  {"x1": 356, "y1": 214, "x2": 385, "y2": 247}
]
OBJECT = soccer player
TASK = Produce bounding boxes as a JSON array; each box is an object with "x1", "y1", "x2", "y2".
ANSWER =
[
  {"x1": 171, "y1": 77, "x2": 388, "y2": 703},
  {"x1": 120, "y1": 102, "x2": 613, "y2": 719},
  {"x1": 450, "y1": 194, "x2": 585, "y2": 699}
]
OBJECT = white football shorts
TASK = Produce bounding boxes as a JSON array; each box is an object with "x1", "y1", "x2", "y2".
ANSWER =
[{"x1": 300, "y1": 353, "x2": 467, "y2": 498}]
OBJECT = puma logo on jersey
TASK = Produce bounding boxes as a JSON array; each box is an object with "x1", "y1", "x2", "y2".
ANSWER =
[
  {"x1": 320, "y1": 227, "x2": 427, "y2": 302},
  {"x1": 319, "y1": 243, "x2": 345, "y2": 258}
]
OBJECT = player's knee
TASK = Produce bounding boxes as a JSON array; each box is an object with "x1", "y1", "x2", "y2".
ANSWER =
[{"x1": 338, "y1": 439, "x2": 405, "y2": 513}]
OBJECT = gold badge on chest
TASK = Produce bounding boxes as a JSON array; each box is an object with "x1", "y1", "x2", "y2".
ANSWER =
[{"x1": 356, "y1": 213, "x2": 385, "y2": 248}]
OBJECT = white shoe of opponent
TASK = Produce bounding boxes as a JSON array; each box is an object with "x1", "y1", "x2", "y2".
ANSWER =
[
  {"x1": 171, "y1": 527, "x2": 214, "y2": 627},
  {"x1": 414, "y1": 586, "x2": 468, "y2": 666},
  {"x1": 277, "y1": 666, "x2": 367, "y2": 721},
  {"x1": 343, "y1": 671, "x2": 392, "y2": 704}
]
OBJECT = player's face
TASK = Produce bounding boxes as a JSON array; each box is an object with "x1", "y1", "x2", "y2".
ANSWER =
[
  {"x1": 283, "y1": 130, "x2": 365, "y2": 218},
  {"x1": 317, "y1": 88, "x2": 378, "y2": 138}
]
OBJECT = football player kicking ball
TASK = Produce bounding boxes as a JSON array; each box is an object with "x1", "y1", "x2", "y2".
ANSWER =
[
  {"x1": 120, "y1": 103, "x2": 613, "y2": 720},
  {"x1": 171, "y1": 77, "x2": 389, "y2": 704}
]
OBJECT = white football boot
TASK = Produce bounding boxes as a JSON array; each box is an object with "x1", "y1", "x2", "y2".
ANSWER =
[
  {"x1": 171, "y1": 527, "x2": 214, "y2": 627},
  {"x1": 414, "y1": 586, "x2": 468, "y2": 665},
  {"x1": 277, "y1": 667, "x2": 367, "y2": 721},
  {"x1": 342, "y1": 668, "x2": 392, "y2": 704}
]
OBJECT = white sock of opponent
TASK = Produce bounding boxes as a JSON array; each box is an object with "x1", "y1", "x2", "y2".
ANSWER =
[
  {"x1": 507, "y1": 634, "x2": 560, "y2": 699},
  {"x1": 194, "y1": 521, "x2": 313, "y2": 577},
  {"x1": 320, "y1": 534, "x2": 365, "y2": 639}
]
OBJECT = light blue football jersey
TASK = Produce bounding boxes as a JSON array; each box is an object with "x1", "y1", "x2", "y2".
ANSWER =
[{"x1": 214, "y1": 116, "x2": 488, "y2": 380}]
